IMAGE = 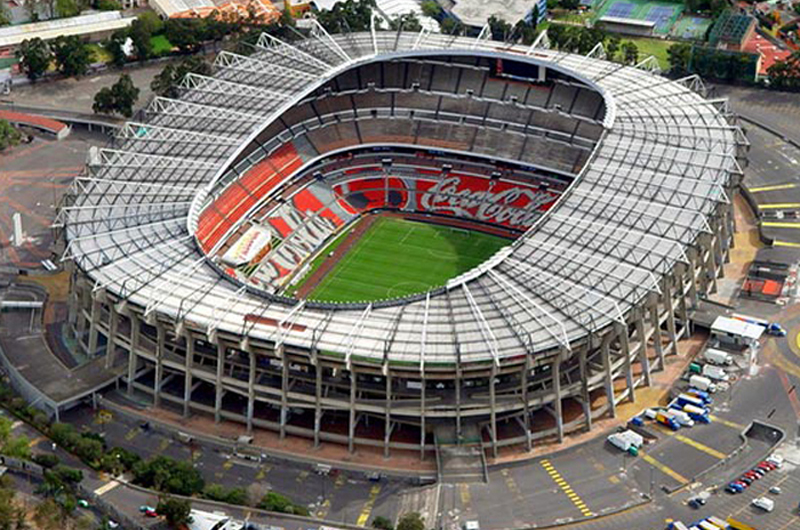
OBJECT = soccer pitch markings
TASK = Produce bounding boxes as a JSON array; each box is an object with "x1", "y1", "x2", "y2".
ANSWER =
[{"x1": 307, "y1": 217, "x2": 510, "y2": 303}]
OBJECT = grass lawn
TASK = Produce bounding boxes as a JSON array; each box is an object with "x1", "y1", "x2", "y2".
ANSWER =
[
  {"x1": 306, "y1": 217, "x2": 510, "y2": 303},
  {"x1": 150, "y1": 35, "x2": 174, "y2": 56},
  {"x1": 86, "y1": 43, "x2": 112, "y2": 64},
  {"x1": 625, "y1": 37, "x2": 677, "y2": 70}
]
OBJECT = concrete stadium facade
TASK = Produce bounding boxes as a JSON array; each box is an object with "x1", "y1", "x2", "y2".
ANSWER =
[{"x1": 60, "y1": 27, "x2": 746, "y2": 459}]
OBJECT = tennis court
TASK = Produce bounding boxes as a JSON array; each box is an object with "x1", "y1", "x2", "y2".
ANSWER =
[
  {"x1": 671, "y1": 16, "x2": 714, "y2": 40},
  {"x1": 594, "y1": 0, "x2": 683, "y2": 35}
]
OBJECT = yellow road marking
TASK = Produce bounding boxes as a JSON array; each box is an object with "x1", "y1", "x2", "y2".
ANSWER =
[
  {"x1": 356, "y1": 485, "x2": 381, "y2": 527},
  {"x1": 709, "y1": 415, "x2": 745, "y2": 430},
  {"x1": 28, "y1": 436, "x2": 46, "y2": 448},
  {"x1": 774, "y1": 240, "x2": 800, "y2": 248},
  {"x1": 608, "y1": 475, "x2": 620, "y2": 484},
  {"x1": 334, "y1": 473, "x2": 346, "y2": 488},
  {"x1": 640, "y1": 453, "x2": 689, "y2": 484},
  {"x1": 124, "y1": 428, "x2": 139, "y2": 441},
  {"x1": 296, "y1": 470, "x2": 309, "y2": 483},
  {"x1": 223, "y1": 460, "x2": 234, "y2": 471},
  {"x1": 157, "y1": 438, "x2": 170, "y2": 452},
  {"x1": 759, "y1": 203, "x2": 800, "y2": 209},
  {"x1": 459, "y1": 483, "x2": 471, "y2": 506},
  {"x1": 540, "y1": 459, "x2": 593, "y2": 517},
  {"x1": 93, "y1": 480, "x2": 121, "y2": 496},
  {"x1": 316, "y1": 498, "x2": 331, "y2": 518},
  {"x1": 673, "y1": 434, "x2": 726, "y2": 459},
  {"x1": 762, "y1": 222, "x2": 800, "y2": 228},
  {"x1": 255, "y1": 464, "x2": 271, "y2": 480},
  {"x1": 750, "y1": 183, "x2": 797, "y2": 192}
]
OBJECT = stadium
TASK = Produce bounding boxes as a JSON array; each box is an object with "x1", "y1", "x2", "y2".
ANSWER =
[{"x1": 58, "y1": 25, "x2": 745, "y2": 459}]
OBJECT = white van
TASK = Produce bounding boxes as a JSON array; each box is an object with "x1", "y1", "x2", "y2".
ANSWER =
[
  {"x1": 704, "y1": 348, "x2": 733, "y2": 366},
  {"x1": 702, "y1": 364, "x2": 730, "y2": 382},
  {"x1": 752, "y1": 497, "x2": 775, "y2": 512}
]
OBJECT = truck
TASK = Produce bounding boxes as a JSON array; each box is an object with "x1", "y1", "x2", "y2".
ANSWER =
[
  {"x1": 656, "y1": 411, "x2": 680, "y2": 431},
  {"x1": 685, "y1": 388, "x2": 713, "y2": 404},
  {"x1": 689, "y1": 374, "x2": 718, "y2": 393},
  {"x1": 702, "y1": 364, "x2": 730, "y2": 382},
  {"x1": 732, "y1": 313, "x2": 787, "y2": 337},
  {"x1": 682, "y1": 404, "x2": 711, "y2": 424},
  {"x1": 664, "y1": 407, "x2": 695, "y2": 427},
  {"x1": 607, "y1": 430, "x2": 644, "y2": 455},
  {"x1": 704, "y1": 348, "x2": 733, "y2": 366},
  {"x1": 676, "y1": 393, "x2": 706, "y2": 409}
]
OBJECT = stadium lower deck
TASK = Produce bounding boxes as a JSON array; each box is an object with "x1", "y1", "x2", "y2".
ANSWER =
[{"x1": 60, "y1": 30, "x2": 745, "y2": 456}]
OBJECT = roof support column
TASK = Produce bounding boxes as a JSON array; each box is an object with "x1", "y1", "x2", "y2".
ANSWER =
[
  {"x1": 183, "y1": 333, "x2": 194, "y2": 418},
  {"x1": 215, "y1": 340, "x2": 225, "y2": 423},
  {"x1": 578, "y1": 348, "x2": 592, "y2": 431},
  {"x1": 154, "y1": 323, "x2": 165, "y2": 409},
  {"x1": 664, "y1": 276, "x2": 678, "y2": 357},
  {"x1": 127, "y1": 313, "x2": 140, "y2": 396},
  {"x1": 314, "y1": 361, "x2": 322, "y2": 449},
  {"x1": 648, "y1": 298, "x2": 665, "y2": 371},
  {"x1": 551, "y1": 356, "x2": 563, "y2": 443},
  {"x1": 635, "y1": 310, "x2": 651, "y2": 387},
  {"x1": 279, "y1": 345, "x2": 288, "y2": 439},
  {"x1": 456, "y1": 364, "x2": 462, "y2": 445},
  {"x1": 383, "y1": 373, "x2": 392, "y2": 458},
  {"x1": 490, "y1": 365, "x2": 498, "y2": 459},
  {"x1": 420, "y1": 376, "x2": 426, "y2": 460},
  {"x1": 348, "y1": 369, "x2": 357, "y2": 454},
  {"x1": 87, "y1": 295, "x2": 101, "y2": 356},
  {"x1": 617, "y1": 323, "x2": 635, "y2": 404},
  {"x1": 522, "y1": 356, "x2": 532, "y2": 451},
  {"x1": 104, "y1": 299, "x2": 119, "y2": 370},
  {"x1": 246, "y1": 350, "x2": 256, "y2": 433},
  {"x1": 677, "y1": 264, "x2": 691, "y2": 340},
  {"x1": 601, "y1": 335, "x2": 616, "y2": 418},
  {"x1": 705, "y1": 236, "x2": 719, "y2": 294},
  {"x1": 686, "y1": 247, "x2": 699, "y2": 308}
]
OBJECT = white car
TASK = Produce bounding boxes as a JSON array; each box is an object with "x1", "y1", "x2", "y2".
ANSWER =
[{"x1": 752, "y1": 497, "x2": 774, "y2": 512}]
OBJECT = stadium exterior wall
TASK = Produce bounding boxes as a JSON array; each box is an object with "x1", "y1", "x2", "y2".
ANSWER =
[{"x1": 66, "y1": 196, "x2": 735, "y2": 457}]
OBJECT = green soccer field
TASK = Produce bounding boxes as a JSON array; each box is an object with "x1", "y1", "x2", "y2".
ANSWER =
[{"x1": 306, "y1": 217, "x2": 511, "y2": 303}]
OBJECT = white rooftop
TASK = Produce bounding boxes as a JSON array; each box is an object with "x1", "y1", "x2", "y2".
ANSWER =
[
  {"x1": 0, "y1": 11, "x2": 135, "y2": 48},
  {"x1": 451, "y1": 0, "x2": 537, "y2": 28},
  {"x1": 711, "y1": 316, "x2": 764, "y2": 341}
]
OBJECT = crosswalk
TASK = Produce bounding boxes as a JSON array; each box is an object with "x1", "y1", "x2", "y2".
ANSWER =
[{"x1": 540, "y1": 459, "x2": 593, "y2": 518}]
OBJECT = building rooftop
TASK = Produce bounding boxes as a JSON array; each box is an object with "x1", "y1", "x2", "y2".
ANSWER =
[
  {"x1": 451, "y1": 0, "x2": 538, "y2": 28},
  {"x1": 0, "y1": 11, "x2": 135, "y2": 48}
]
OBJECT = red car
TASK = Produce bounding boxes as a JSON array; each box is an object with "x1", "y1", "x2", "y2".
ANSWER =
[
  {"x1": 743, "y1": 471, "x2": 760, "y2": 480},
  {"x1": 144, "y1": 509, "x2": 158, "y2": 518}
]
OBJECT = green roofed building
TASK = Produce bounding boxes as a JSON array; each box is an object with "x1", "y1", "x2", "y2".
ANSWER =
[{"x1": 708, "y1": 10, "x2": 756, "y2": 51}]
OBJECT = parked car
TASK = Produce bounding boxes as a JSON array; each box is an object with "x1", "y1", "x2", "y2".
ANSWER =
[
  {"x1": 752, "y1": 497, "x2": 775, "y2": 512},
  {"x1": 726, "y1": 482, "x2": 744, "y2": 494}
]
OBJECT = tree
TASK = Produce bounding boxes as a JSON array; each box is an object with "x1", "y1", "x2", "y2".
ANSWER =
[
  {"x1": 164, "y1": 18, "x2": 203, "y2": 53},
  {"x1": 129, "y1": 19, "x2": 153, "y2": 60},
  {"x1": 420, "y1": 1, "x2": 442, "y2": 19},
  {"x1": 316, "y1": 0, "x2": 376, "y2": 33},
  {"x1": 132, "y1": 455, "x2": 204, "y2": 495},
  {"x1": 621, "y1": 41, "x2": 639, "y2": 65},
  {"x1": 0, "y1": 3, "x2": 11, "y2": 27},
  {"x1": 202, "y1": 484, "x2": 248, "y2": 505},
  {"x1": 54, "y1": 0, "x2": 80, "y2": 18},
  {"x1": 372, "y1": 516, "x2": 394, "y2": 530},
  {"x1": 96, "y1": 0, "x2": 122, "y2": 10},
  {"x1": 559, "y1": 0, "x2": 580, "y2": 9},
  {"x1": 396, "y1": 512, "x2": 425, "y2": 530},
  {"x1": 259, "y1": 491, "x2": 292, "y2": 512},
  {"x1": 16, "y1": 38, "x2": 51, "y2": 81},
  {"x1": 106, "y1": 29, "x2": 129, "y2": 67},
  {"x1": 93, "y1": 74, "x2": 140, "y2": 118},
  {"x1": 488, "y1": 15, "x2": 513, "y2": 42},
  {"x1": 156, "y1": 497, "x2": 193, "y2": 529},
  {"x1": 389, "y1": 13, "x2": 422, "y2": 32},
  {"x1": 605, "y1": 35, "x2": 620, "y2": 62},
  {"x1": 667, "y1": 42, "x2": 692, "y2": 75},
  {"x1": 33, "y1": 499, "x2": 62, "y2": 530},
  {"x1": 51, "y1": 35, "x2": 91, "y2": 77},
  {"x1": 151, "y1": 56, "x2": 211, "y2": 98},
  {"x1": 440, "y1": 18, "x2": 463, "y2": 35},
  {"x1": 2, "y1": 435, "x2": 31, "y2": 459},
  {"x1": 137, "y1": 10, "x2": 164, "y2": 35}
]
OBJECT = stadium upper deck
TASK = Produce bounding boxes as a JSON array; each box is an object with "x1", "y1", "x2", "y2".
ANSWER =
[{"x1": 59, "y1": 26, "x2": 745, "y2": 454}]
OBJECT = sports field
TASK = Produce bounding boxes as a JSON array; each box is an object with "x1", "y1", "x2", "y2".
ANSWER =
[
  {"x1": 593, "y1": 0, "x2": 683, "y2": 35},
  {"x1": 306, "y1": 217, "x2": 510, "y2": 303}
]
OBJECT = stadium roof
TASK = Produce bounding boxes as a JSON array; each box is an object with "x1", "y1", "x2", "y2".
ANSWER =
[
  {"x1": 0, "y1": 12, "x2": 135, "y2": 48},
  {"x1": 61, "y1": 28, "x2": 743, "y2": 368}
]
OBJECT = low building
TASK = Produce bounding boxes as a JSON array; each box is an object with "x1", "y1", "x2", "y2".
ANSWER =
[
  {"x1": 708, "y1": 10, "x2": 757, "y2": 51},
  {"x1": 450, "y1": 0, "x2": 547, "y2": 31},
  {"x1": 711, "y1": 316, "x2": 764, "y2": 349},
  {"x1": 742, "y1": 30, "x2": 791, "y2": 78},
  {"x1": 595, "y1": 16, "x2": 655, "y2": 37},
  {"x1": 310, "y1": 0, "x2": 439, "y2": 31},
  {"x1": 150, "y1": 0, "x2": 280, "y2": 22},
  {"x1": 0, "y1": 12, "x2": 136, "y2": 53}
]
